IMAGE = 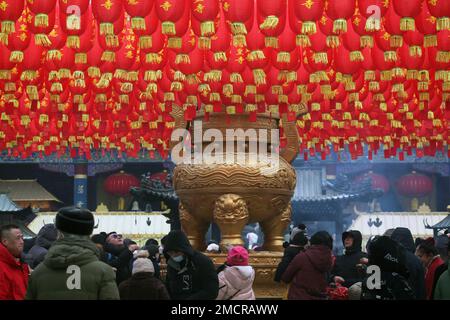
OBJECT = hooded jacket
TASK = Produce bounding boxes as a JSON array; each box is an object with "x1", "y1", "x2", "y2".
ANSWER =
[
  {"x1": 331, "y1": 230, "x2": 368, "y2": 287},
  {"x1": 361, "y1": 236, "x2": 414, "y2": 300},
  {"x1": 217, "y1": 266, "x2": 255, "y2": 300},
  {"x1": 163, "y1": 230, "x2": 219, "y2": 300},
  {"x1": 391, "y1": 228, "x2": 426, "y2": 299},
  {"x1": 434, "y1": 263, "x2": 450, "y2": 300},
  {"x1": 26, "y1": 224, "x2": 57, "y2": 269},
  {"x1": 281, "y1": 245, "x2": 333, "y2": 300},
  {"x1": 119, "y1": 272, "x2": 170, "y2": 300},
  {"x1": 274, "y1": 246, "x2": 305, "y2": 282},
  {"x1": 0, "y1": 244, "x2": 29, "y2": 300},
  {"x1": 25, "y1": 237, "x2": 119, "y2": 300}
]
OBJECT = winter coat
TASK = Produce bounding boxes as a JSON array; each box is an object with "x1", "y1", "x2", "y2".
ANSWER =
[
  {"x1": 119, "y1": 272, "x2": 170, "y2": 300},
  {"x1": 331, "y1": 230, "x2": 368, "y2": 288},
  {"x1": 361, "y1": 271, "x2": 415, "y2": 300},
  {"x1": 434, "y1": 264, "x2": 450, "y2": 300},
  {"x1": 274, "y1": 246, "x2": 304, "y2": 282},
  {"x1": 164, "y1": 230, "x2": 219, "y2": 300},
  {"x1": 425, "y1": 256, "x2": 444, "y2": 300},
  {"x1": 391, "y1": 228, "x2": 426, "y2": 299},
  {"x1": 217, "y1": 266, "x2": 255, "y2": 300},
  {"x1": 432, "y1": 262, "x2": 448, "y2": 299},
  {"x1": 26, "y1": 224, "x2": 57, "y2": 269},
  {"x1": 103, "y1": 242, "x2": 133, "y2": 285},
  {"x1": 25, "y1": 237, "x2": 119, "y2": 300},
  {"x1": 281, "y1": 245, "x2": 333, "y2": 300},
  {"x1": 0, "y1": 244, "x2": 30, "y2": 300}
]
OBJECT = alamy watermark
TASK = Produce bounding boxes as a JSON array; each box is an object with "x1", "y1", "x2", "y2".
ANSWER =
[{"x1": 170, "y1": 121, "x2": 281, "y2": 176}]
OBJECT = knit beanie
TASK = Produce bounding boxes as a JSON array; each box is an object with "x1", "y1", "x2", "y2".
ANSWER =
[
  {"x1": 226, "y1": 246, "x2": 249, "y2": 266},
  {"x1": 55, "y1": 206, "x2": 95, "y2": 236},
  {"x1": 132, "y1": 258, "x2": 154, "y2": 275}
]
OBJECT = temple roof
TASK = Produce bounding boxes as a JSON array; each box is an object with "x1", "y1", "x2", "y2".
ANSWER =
[
  {"x1": 0, "y1": 179, "x2": 61, "y2": 203},
  {"x1": 0, "y1": 193, "x2": 36, "y2": 224},
  {"x1": 0, "y1": 193, "x2": 22, "y2": 212}
]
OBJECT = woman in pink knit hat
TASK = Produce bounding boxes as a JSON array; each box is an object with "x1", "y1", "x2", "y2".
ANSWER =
[{"x1": 216, "y1": 246, "x2": 255, "y2": 300}]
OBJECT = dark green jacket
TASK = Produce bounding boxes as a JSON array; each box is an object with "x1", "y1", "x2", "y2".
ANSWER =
[
  {"x1": 434, "y1": 264, "x2": 450, "y2": 300},
  {"x1": 26, "y1": 237, "x2": 119, "y2": 300}
]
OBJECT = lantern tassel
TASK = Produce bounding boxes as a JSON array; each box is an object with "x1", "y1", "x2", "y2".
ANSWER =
[
  {"x1": 34, "y1": 14, "x2": 49, "y2": 27},
  {"x1": 35, "y1": 34, "x2": 51, "y2": 47},
  {"x1": 350, "y1": 51, "x2": 364, "y2": 62},
  {"x1": 145, "y1": 53, "x2": 161, "y2": 63},
  {"x1": 265, "y1": 37, "x2": 278, "y2": 48},
  {"x1": 409, "y1": 46, "x2": 422, "y2": 57},
  {"x1": 384, "y1": 51, "x2": 397, "y2": 62},
  {"x1": 114, "y1": 69, "x2": 127, "y2": 80},
  {"x1": 198, "y1": 37, "x2": 211, "y2": 49},
  {"x1": 146, "y1": 83, "x2": 157, "y2": 94},
  {"x1": 253, "y1": 69, "x2": 266, "y2": 85},
  {"x1": 360, "y1": 36, "x2": 373, "y2": 48},
  {"x1": 364, "y1": 70, "x2": 376, "y2": 81},
  {"x1": 26, "y1": 86, "x2": 38, "y2": 100},
  {"x1": 88, "y1": 67, "x2": 100, "y2": 78},
  {"x1": 131, "y1": 17, "x2": 146, "y2": 30},
  {"x1": 139, "y1": 36, "x2": 152, "y2": 49},
  {"x1": 5, "y1": 82, "x2": 16, "y2": 92},
  {"x1": 162, "y1": 21, "x2": 176, "y2": 35},
  {"x1": 67, "y1": 35, "x2": 80, "y2": 48},
  {"x1": 230, "y1": 72, "x2": 242, "y2": 83},
  {"x1": 406, "y1": 70, "x2": 418, "y2": 80},
  {"x1": 0, "y1": 32, "x2": 8, "y2": 45},
  {"x1": 232, "y1": 35, "x2": 246, "y2": 47},
  {"x1": 119, "y1": 95, "x2": 129, "y2": 104},
  {"x1": 245, "y1": 85, "x2": 256, "y2": 95},
  {"x1": 170, "y1": 81, "x2": 182, "y2": 91},
  {"x1": 424, "y1": 35, "x2": 437, "y2": 48},
  {"x1": 436, "y1": 17, "x2": 450, "y2": 31},
  {"x1": 333, "y1": 19, "x2": 347, "y2": 34},
  {"x1": 277, "y1": 52, "x2": 291, "y2": 63},
  {"x1": 313, "y1": 52, "x2": 328, "y2": 64},
  {"x1": 436, "y1": 51, "x2": 450, "y2": 63},
  {"x1": 301, "y1": 21, "x2": 316, "y2": 35},
  {"x1": 101, "y1": 51, "x2": 116, "y2": 62},
  {"x1": 247, "y1": 50, "x2": 265, "y2": 61},
  {"x1": 10, "y1": 51, "x2": 23, "y2": 63},
  {"x1": 164, "y1": 92, "x2": 175, "y2": 102},
  {"x1": 390, "y1": 35, "x2": 403, "y2": 48},
  {"x1": 214, "y1": 51, "x2": 227, "y2": 62},
  {"x1": 400, "y1": 18, "x2": 415, "y2": 31},
  {"x1": 210, "y1": 92, "x2": 220, "y2": 102},
  {"x1": 51, "y1": 83, "x2": 63, "y2": 93},
  {"x1": 20, "y1": 70, "x2": 37, "y2": 81},
  {"x1": 47, "y1": 50, "x2": 62, "y2": 61},
  {"x1": 260, "y1": 15, "x2": 279, "y2": 30},
  {"x1": 326, "y1": 36, "x2": 340, "y2": 48},
  {"x1": 175, "y1": 54, "x2": 190, "y2": 64},
  {"x1": 173, "y1": 71, "x2": 185, "y2": 81},
  {"x1": 0, "y1": 70, "x2": 11, "y2": 80},
  {"x1": 296, "y1": 35, "x2": 311, "y2": 47},
  {"x1": 230, "y1": 22, "x2": 247, "y2": 35},
  {"x1": 75, "y1": 53, "x2": 87, "y2": 64},
  {"x1": 167, "y1": 37, "x2": 181, "y2": 48},
  {"x1": 204, "y1": 70, "x2": 222, "y2": 82},
  {"x1": 1, "y1": 21, "x2": 15, "y2": 34},
  {"x1": 365, "y1": 17, "x2": 381, "y2": 31},
  {"x1": 200, "y1": 21, "x2": 215, "y2": 36},
  {"x1": 105, "y1": 35, "x2": 119, "y2": 48},
  {"x1": 100, "y1": 23, "x2": 114, "y2": 35}
]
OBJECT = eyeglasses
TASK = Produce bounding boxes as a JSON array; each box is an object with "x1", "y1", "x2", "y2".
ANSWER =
[{"x1": 110, "y1": 234, "x2": 123, "y2": 239}]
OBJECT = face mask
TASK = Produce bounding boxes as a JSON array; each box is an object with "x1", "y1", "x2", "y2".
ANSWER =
[
  {"x1": 171, "y1": 255, "x2": 184, "y2": 263},
  {"x1": 159, "y1": 246, "x2": 164, "y2": 255}
]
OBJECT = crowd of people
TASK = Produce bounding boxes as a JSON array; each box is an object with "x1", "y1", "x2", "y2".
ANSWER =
[{"x1": 0, "y1": 206, "x2": 449, "y2": 300}]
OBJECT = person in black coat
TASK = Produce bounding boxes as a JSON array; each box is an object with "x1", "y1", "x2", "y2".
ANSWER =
[
  {"x1": 26, "y1": 224, "x2": 58, "y2": 269},
  {"x1": 390, "y1": 227, "x2": 426, "y2": 300},
  {"x1": 274, "y1": 231, "x2": 308, "y2": 282},
  {"x1": 331, "y1": 230, "x2": 367, "y2": 288},
  {"x1": 103, "y1": 231, "x2": 137, "y2": 285},
  {"x1": 361, "y1": 236, "x2": 415, "y2": 300},
  {"x1": 163, "y1": 230, "x2": 219, "y2": 300}
]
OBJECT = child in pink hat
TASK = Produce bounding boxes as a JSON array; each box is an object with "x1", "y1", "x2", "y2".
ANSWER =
[{"x1": 216, "y1": 246, "x2": 255, "y2": 300}]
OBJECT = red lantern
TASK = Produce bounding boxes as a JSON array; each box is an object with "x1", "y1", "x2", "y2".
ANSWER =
[
  {"x1": 396, "y1": 171, "x2": 433, "y2": 197},
  {"x1": 92, "y1": 0, "x2": 124, "y2": 35},
  {"x1": 191, "y1": 0, "x2": 219, "y2": 37},
  {"x1": 0, "y1": 0, "x2": 25, "y2": 35},
  {"x1": 392, "y1": 0, "x2": 423, "y2": 31},
  {"x1": 427, "y1": 0, "x2": 450, "y2": 31},
  {"x1": 326, "y1": 0, "x2": 355, "y2": 34},
  {"x1": 355, "y1": 171, "x2": 390, "y2": 193},
  {"x1": 290, "y1": 0, "x2": 324, "y2": 35}
]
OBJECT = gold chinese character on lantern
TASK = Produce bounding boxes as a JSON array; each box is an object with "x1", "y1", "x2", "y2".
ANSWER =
[
  {"x1": 302, "y1": 0, "x2": 314, "y2": 9},
  {"x1": 160, "y1": 1, "x2": 172, "y2": 11}
]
